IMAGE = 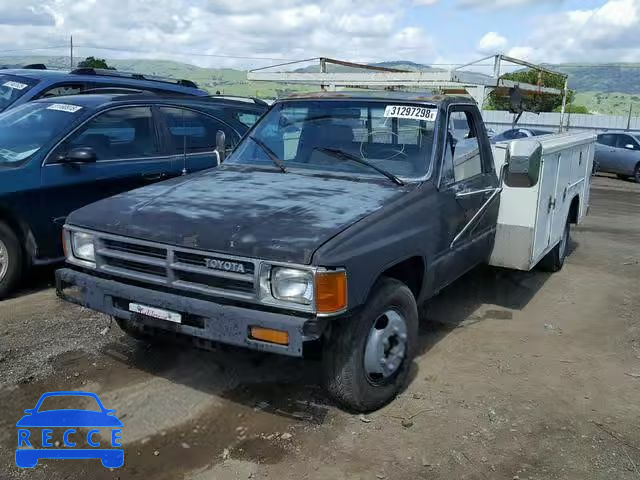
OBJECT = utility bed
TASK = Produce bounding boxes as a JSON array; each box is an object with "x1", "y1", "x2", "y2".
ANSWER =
[{"x1": 489, "y1": 131, "x2": 596, "y2": 271}]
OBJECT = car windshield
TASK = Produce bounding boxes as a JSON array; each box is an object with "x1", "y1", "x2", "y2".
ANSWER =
[
  {"x1": 0, "y1": 74, "x2": 37, "y2": 112},
  {"x1": 0, "y1": 101, "x2": 86, "y2": 165},
  {"x1": 226, "y1": 99, "x2": 438, "y2": 180},
  {"x1": 37, "y1": 395, "x2": 102, "y2": 412}
]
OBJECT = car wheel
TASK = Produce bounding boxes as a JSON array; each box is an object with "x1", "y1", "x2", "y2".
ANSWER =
[
  {"x1": 14, "y1": 451, "x2": 38, "y2": 468},
  {"x1": 322, "y1": 277, "x2": 418, "y2": 412},
  {"x1": 540, "y1": 220, "x2": 570, "y2": 272},
  {"x1": 0, "y1": 222, "x2": 23, "y2": 299},
  {"x1": 634, "y1": 163, "x2": 640, "y2": 183}
]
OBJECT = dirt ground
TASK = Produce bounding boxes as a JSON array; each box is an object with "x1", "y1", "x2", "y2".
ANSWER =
[{"x1": 0, "y1": 175, "x2": 639, "y2": 480}]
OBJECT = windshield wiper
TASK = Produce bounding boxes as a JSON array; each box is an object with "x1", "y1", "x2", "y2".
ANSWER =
[
  {"x1": 248, "y1": 135, "x2": 286, "y2": 173},
  {"x1": 313, "y1": 147, "x2": 405, "y2": 186}
]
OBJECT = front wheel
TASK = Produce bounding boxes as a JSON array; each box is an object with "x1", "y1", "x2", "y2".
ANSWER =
[
  {"x1": 540, "y1": 220, "x2": 570, "y2": 272},
  {"x1": 322, "y1": 277, "x2": 418, "y2": 412},
  {"x1": 0, "y1": 222, "x2": 23, "y2": 299}
]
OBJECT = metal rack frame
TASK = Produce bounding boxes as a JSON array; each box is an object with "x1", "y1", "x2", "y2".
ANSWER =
[{"x1": 248, "y1": 55, "x2": 570, "y2": 129}]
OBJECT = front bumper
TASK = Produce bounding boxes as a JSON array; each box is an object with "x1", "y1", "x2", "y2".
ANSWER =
[{"x1": 56, "y1": 268, "x2": 322, "y2": 357}]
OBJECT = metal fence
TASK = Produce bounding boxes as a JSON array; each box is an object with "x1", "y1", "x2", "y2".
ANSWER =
[{"x1": 482, "y1": 110, "x2": 640, "y2": 134}]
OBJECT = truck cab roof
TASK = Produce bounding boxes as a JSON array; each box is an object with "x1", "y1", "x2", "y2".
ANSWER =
[{"x1": 280, "y1": 90, "x2": 471, "y2": 106}]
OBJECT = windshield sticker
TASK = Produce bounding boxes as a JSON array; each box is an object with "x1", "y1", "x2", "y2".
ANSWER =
[
  {"x1": 384, "y1": 105, "x2": 437, "y2": 121},
  {"x1": 46, "y1": 103, "x2": 83, "y2": 113},
  {"x1": 2, "y1": 81, "x2": 28, "y2": 91}
]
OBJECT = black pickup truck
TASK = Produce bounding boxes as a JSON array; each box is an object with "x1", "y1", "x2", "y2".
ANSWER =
[{"x1": 57, "y1": 91, "x2": 503, "y2": 411}]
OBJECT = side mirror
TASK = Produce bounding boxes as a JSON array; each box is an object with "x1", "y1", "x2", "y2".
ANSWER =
[
  {"x1": 504, "y1": 140, "x2": 543, "y2": 188},
  {"x1": 625, "y1": 144, "x2": 635, "y2": 150},
  {"x1": 215, "y1": 130, "x2": 226, "y2": 164},
  {"x1": 60, "y1": 147, "x2": 97, "y2": 165}
]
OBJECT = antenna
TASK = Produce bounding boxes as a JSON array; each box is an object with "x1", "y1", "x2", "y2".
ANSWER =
[{"x1": 181, "y1": 109, "x2": 187, "y2": 175}]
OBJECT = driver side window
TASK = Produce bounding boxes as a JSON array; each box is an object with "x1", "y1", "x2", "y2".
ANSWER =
[
  {"x1": 442, "y1": 109, "x2": 483, "y2": 186},
  {"x1": 616, "y1": 134, "x2": 638, "y2": 150}
]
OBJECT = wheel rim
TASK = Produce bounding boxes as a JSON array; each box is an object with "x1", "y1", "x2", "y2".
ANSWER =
[
  {"x1": 364, "y1": 309, "x2": 408, "y2": 384},
  {"x1": 559, "y1": 224, "x2": 568, "y2": 260},
  {"x1": 0, "y1": 239, "x2": 8, "y2": 281}
]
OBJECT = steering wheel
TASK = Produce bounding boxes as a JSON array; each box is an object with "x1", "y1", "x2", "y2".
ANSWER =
[{"x1": 359, "y1": 130, "x2": 407, "y2": 161}]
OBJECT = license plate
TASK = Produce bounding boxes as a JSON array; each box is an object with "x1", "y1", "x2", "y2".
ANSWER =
[{"x1": 129, "y1": 303, "x2": 182, "y2": 323}]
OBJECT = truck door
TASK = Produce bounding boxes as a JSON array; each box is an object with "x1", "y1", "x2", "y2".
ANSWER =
[{"x1": 433, "y1": 105, "x2": 500, "y2": 289}]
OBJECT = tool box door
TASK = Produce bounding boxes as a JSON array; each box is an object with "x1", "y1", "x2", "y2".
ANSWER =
[{"x1": 532, "y1": 153, "x2": 560, "y2": 262}]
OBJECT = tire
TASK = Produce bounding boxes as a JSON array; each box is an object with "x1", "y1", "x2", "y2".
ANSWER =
[
  {"x1": 540, "y1": 220, "x2": 570, "y2": 272},
  {"x1": 321, "y1": 277, "x2": 419, "y2": 412},
  {"x1": 617, "y1": 174, "x2": 630, "y2": 180},
  {"x1": 0, "y1": 221, "x2": 23, "y2": 299},
  {"x1": 634, "y1": 163, "x2": 640, "y2": 183}
]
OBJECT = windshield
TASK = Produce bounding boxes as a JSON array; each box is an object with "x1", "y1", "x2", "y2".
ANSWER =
[
  {"x1": 227, "y1": 99, "x2": 438, "y2": 180},
  {"x1": 0, "y1": 74, "x2": 37, "y2": 112},
  {"x1": 0, "y1": 101, "x2": 86, "y2": 165}
]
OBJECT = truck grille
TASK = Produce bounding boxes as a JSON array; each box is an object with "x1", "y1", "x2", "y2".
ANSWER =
[{"x1": 94, "y1": 234, "x2": 259, "y2": 301}]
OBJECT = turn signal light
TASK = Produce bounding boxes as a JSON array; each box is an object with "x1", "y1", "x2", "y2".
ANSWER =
[
  {"x1": 315, "y1": 270, "x2": 347, "y2": 314},
  {"x1": 61, "y1": 231, "x2": 68, "y2": 257},
  {"x1": 250, "y1": 327, "x2": 289, "y2": 346}
]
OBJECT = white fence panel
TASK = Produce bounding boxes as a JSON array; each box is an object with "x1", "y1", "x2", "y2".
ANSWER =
[{"x1": 482, "y1": 110, "x2": 640, "y2": 134}]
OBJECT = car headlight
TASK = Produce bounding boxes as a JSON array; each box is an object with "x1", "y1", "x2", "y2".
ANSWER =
[
  {"x1": 70, "y1": 231, "x2": 96, "y2": 263},
  {"x1": 271, "y1": 267, "x2": 314, "y2": 305}
]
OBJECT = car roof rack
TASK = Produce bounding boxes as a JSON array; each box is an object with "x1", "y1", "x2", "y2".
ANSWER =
[
  {"x1": 80, "y1": 87, "x2": 149, "y2": 95},
  {"x1": 207, "y1": 94, "x2": 269, "y2": 106},
  {"x1": 23, "y1": 64, "x2": 47, "y2": 70},
  {"x1": 69, "y1": 68, "x2": 199, "y2": 89}
]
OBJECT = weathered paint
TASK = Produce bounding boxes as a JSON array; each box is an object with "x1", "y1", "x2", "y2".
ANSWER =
[{"x1": 68, "y1": 166, "x2": 410, "y2": 265}]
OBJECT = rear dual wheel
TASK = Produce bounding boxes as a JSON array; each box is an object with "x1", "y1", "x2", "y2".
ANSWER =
[
  {"x1": 540, "y1": 219, "x2": 570, "y2": 272},
  {"x1": 322, "y1": 278, "x2": 418, "y2": 412}
]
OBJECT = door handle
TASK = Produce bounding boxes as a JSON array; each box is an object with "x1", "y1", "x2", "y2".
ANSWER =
[{"x1": 142, "y1": 173, "x2": 166, "y2": 181}]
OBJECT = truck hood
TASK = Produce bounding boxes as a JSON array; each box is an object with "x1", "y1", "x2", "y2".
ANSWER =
[{"x1": 67, "y1": 167, "x2": 408, "y2": 264}]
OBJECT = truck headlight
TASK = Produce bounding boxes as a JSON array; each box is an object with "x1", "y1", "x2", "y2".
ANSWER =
[
  {"x1": 70, "y1": 231, "x2": 96, "y2": 263},
  {"x1": 271, "y1": 267, "x2": 314, "y2": 305},
  {"x1": 259, "y1": 265, "x2": 347, "y2": 314}
]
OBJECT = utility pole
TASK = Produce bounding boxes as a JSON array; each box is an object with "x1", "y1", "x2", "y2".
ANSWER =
[
  {"x1": 70, "y1": 35, "x2": 73, "y2": 70},
  {"x1": 627, "y1": 103, "x2": 633, "y2": 131}
]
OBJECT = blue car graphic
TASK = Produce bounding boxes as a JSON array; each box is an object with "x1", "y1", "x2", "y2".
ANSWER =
[{"x1": 16, "y1": 391, "x2": 123, "y2": 468}]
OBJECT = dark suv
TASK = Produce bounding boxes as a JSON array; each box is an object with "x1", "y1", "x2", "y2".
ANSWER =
[
  {"x1": 0, "y1": 93, "x2": 266, "y2": 297},
  {"x1": 0, "y1": 67, "x2": 209, "y2": 113}
]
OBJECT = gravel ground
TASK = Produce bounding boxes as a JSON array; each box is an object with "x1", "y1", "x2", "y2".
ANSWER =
[{"x1": 0, "y1": 174, "x2": 639, "y2": 480}]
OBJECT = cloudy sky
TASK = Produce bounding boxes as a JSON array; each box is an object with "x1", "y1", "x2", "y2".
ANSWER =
[{"x1": 0, "y1": 0, "x2": 638, "y2": 69}]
